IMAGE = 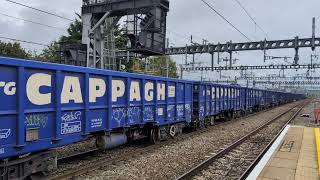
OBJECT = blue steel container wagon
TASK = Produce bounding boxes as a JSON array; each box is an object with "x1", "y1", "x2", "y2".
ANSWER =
[
  {"x1": 239, "y1": 86, "x2": 247, "y2": 113},
  {"x1": 297, "y1": 93, "x2": 306, "y2": 100},
  {"x1": 265, "y1": 90, "x2": 278, "y2": 107},
  {"x1": 245, "y1": 88, "x2": 254, "y2": 112},
  {"x1": 251, "y1": 88, "x2": 266, "y2": 111},
  {"x1": 216, "y1": 84, "x2": 234, "y2": 119},
  {"x1": 216, "y1": 84, "x2": 243, "y2": 119},
  {"x1": 192, "y1": 82, "x2": 219, "y2": 127},
  {"x1": 231, "y1": 85, "x2": 243, "y2": 117},
  {"x1": 193, "y1": 82, "x2": 245, "y2": 126},
  {"x1": 264, "y1": 90, "x2": 272, "y2": 107},
  {"x1": 0, "y1": 57, "x2": 194, "y2": 179}
]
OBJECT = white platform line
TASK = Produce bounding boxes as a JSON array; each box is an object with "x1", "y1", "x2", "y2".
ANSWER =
[{"x1": 246, "y1": 125, "x2": 291, "y2": 180}]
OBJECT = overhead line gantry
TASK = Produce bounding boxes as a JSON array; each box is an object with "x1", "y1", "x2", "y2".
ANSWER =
[
  {"x1": 236, "y1": 76, "x2": 320, "y2": 81},
  {"x1": 182, "y1": 64, "x2": 320, "y2": 71},
  {"x1": 166, "y1": 36, "x2": 319, "y2": 68}
]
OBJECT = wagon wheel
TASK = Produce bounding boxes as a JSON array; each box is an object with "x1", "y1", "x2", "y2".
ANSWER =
[
  {"x1": 192, "y1": 122, "x2": 199, "y2": 131},
  {"x1": 204, "y1": 119, "x2": 209, "y2": 128},
  {"x1": 198, "y1": 121, "x2": 205, "y2": 129},
  {"x1": 209, "y1": 117, "x2": 215, "y2": 126},
  {"x1": 169, "y1": 125, "x2": 177, "y2": 137},
  {"x1": 149, "y1": 128, "x2": 159, "y2": 144}
]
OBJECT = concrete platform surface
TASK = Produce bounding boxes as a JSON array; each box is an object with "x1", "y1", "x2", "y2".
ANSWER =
[{"x1": 248, "y1": 126, "x2": 319, "y2": 180}]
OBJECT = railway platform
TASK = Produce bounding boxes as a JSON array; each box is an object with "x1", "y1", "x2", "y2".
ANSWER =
[{"x1": 247, "y1": 125, "x2": 319, "y2": 180}]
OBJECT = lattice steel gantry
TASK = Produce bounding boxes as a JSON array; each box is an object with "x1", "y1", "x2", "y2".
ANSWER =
[
  {"x1": 82, "y1": 0, "x2": 169, "y2": 70},
  {"x1": 167, "y1": 30, "x2": 319, "y2": 70},
  {"x1": 182, "y1": 64, "x2": 320, "y2": 71}
]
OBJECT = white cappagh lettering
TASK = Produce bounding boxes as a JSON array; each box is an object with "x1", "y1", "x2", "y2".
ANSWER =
[
  {"x1": 1, "y1": 73, "x2": 175, "y2": 105},
  {"x1": 0, "y1": 81, "x2": 16, "y2": 96}
]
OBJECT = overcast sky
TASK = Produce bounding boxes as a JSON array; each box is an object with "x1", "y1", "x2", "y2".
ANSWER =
[{"x1": 1, "y1": 0, "x2": 320, "y2": 85}]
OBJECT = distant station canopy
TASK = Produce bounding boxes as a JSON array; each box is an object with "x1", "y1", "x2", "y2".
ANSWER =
[{"x1": 80, "y1": 0, "x2": 169, "y2": 69}]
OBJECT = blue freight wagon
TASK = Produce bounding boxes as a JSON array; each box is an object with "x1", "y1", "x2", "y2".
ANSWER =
[
  {"x1": 0, "y1": 56, "x2": 306, "y2": 180},
  {"x1": 245, "y1": 88, "x2": 253, "y2": 111},
  {"x1": 193, "y1": 82, "x2": 219, "y2": 127},
  {"x1": 192, "y1": 82, "x2": 206, "y2": 127},
  {"x1": 265, "y1": 90, "x2": 276, "y2": 107},
  {"x1": 234, "y1": 86, "x2": 243, "y2": 115},
  {"x1": 216, "y1": 84, "x2": 223, "y2": 113},
  {"x1": 0, "y1": 57, "x2": 194, "y2": 179},
  {"x1": 252, "y1": 88, "x2": 265, "y2": 111},
  {"x1": 193, "y1": 83, "x2": 245, "y2": 126},
  {"x1": 239, "y1": 86, "x2": 247, "y2": 112}
]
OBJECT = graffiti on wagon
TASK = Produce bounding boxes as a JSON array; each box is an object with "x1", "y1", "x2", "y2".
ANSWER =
[
  {"x1": 61, "y1": 111, "x2": 82, "y2": 135},
  {"x1": 0, "y1": 129, "x2": 11, "y2": 139},
  {"x1": 25, "y1": 114, "x2": 48, "y2": 128}
]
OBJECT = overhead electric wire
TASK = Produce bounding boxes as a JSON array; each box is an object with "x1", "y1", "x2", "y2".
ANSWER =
[
  {"x1": 199, "y1": 0, "x2": 252, "y2": 41},
  {"x1": 0, "y1": 36, "x2": 48, "y2": 46},
  {"x1": 0, "y1": 12, "x2": 66, "y2": 31},
  {"x1": 233, "y1": 0, "x2": 270, "y2": 40},
  {"x1": 4, "y1": 0, "x2": 209, "y2": 46},
  {"x1": 167, "y1": 29, "x2": 190, "y2": 42},
  {"x1": 167, "y1": 29, "x2": 211, "y2": 45},
  {"x1": 4, "y1": 0, "x2": 93, "y2": 28},
  {"x1": 5, "y1": 0, "x2": 74, "y2": 22}
]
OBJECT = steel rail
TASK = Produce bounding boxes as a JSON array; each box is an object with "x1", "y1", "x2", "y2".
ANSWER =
[
  {"x1": 49, "y1": 102, "x2": 301, "y2": 179},
  {"x1": 53, "y1": 103, "x2": 276, "y2": 174},
  {"x1": 175, "y1": 100, "x2": 307, "y2": 180},
  {"x1": 237, "y1": 100, "x2": 308, "y2": 180},
  {"x1": 57, "y1": 148, "x2": 98, "y2": 163},
  {"x1": 53, "y1": 103, "x2": 279, "y2": 167},
  {"x1": 49, "y1": 103, "x2": 282, "y2": 180}
]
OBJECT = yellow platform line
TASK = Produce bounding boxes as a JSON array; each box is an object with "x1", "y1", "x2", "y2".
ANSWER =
[{"x1": 314, "y1": 128, "x2": 320, "y2": 176}]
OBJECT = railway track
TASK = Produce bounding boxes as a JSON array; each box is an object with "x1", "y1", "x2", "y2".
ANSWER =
[
  {"x1": 57, "y1": 148, "x2": 98, "y2": 163},
  {"x1": 49, "y1": 107, "x2": 276, "y2": 179},
  {"x1": 176, "y1": 100, "x2": 308, "y2": 180},
  {"x1": 53, "y1": 105, "x2": 278, "y2": 164},
  {"x1": 48, "y1": 102, "x2": 304, "y2": 180},
  {"x1": 49, "y1": 126, "x2": 216, "y2": 179},
  {"x1": 50, "y1": 119, "x2": 248, "y2": 179}
]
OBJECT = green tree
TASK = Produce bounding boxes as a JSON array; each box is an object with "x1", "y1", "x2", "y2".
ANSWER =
[
  {"x1": 114, "y1": 24, "x2": 128, "y2": 49},
  {"x1": 39, "y1": 14, "x2": 128, "y2": 62},
  {"x1": 36, "y1": 41, "x2": 60, "y2": 62},
  {"x1": 0, "y1": 41, "x2": 32, "y2": 59},
  {"x1": 38, "y1": 14, "x2": 82, "y2": 62},
  {"x1": 59, "y1": 14, "x2": 82, "y2": 44},
  {"x1": 142, "y1": 56, "x2": 178, "y2": 78},
  {"x1": 38, "y1": 15, "x2": 177, "y2": 78}
]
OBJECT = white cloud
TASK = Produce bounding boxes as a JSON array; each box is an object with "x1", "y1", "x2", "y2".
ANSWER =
[{"x1": 0, "y1": 0, "x2": 319, "y2": 84}]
